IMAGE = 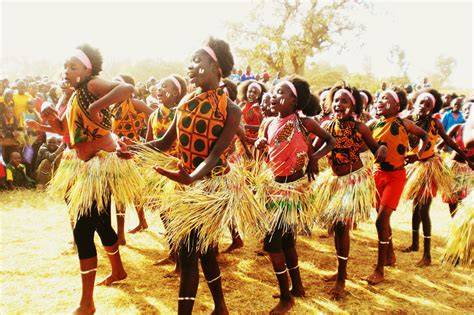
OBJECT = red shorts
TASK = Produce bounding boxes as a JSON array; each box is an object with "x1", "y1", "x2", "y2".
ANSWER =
[{"x1": 375, "y1": 169, "x2": 407, "y2": 210}]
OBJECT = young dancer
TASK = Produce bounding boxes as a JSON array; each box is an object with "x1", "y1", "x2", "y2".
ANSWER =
[
  {"x1": 28, "y1": 44, "x2": 142, "y2": 315},
  {"x1": 365, "y1": 87, "x2": 428, "y2": 284},
  {"x1": 313, "y1": 83, "x2": 387, "y2": 299},
  {"x1": 255, "y1": 75, "x2": 334, "y2": 313},
  {"x1": 402, "y1": 89, "x2": 469, "y2": 266}
]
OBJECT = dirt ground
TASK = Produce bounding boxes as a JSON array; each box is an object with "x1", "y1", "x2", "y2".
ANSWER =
[{"x1": 1, "y1": 190, "x2": 472, "y2": 314}]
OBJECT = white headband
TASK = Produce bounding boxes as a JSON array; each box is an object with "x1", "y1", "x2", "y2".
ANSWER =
[
  {"x1": 168, "y1": 76, "x2": 182, "y2": 95},
  {"x1": 385, "y1": 90, "x2": 399, "y2": 104},
  {"x1": 248, "y1": 82, "x2": 262, "y2": 93},
  {"x1": 73, "y1": 49, "x2": 92, "y2": 70},
  {"x1": 337, "y1": 89, "x2": 355, "y2": 106},
  {"x1": 360, "y1": 91, "x2": 369, "y2": 104},
  {"x1": 282, "y1": 81, "x2": 298, "y2": 97},
  {"x1": 202, "y1": 46, "x2": 222, "y2": 75},
  {"x1": 417, "y1": 92, "x2": 436, "y2": 106}
]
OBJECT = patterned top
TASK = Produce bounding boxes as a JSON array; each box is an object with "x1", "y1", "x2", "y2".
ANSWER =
[
  {"x1": 111, "y1": 99, "x2": 146, "y2": 142},
  {"x1": 267, "y1": 114, "x2": 309, "y2": 177},
  {"x1": 176, "y1": 88, "x2": 229, "y2": 174},
  {"x1": 150, "y1": 105, "x2": 175, "y2": 139},
  {"x1": 371, "y1": 116, "x2": 408, "y2": 171},
  {"x1": 66, "y1": 79, "x2": 112, "y2": 146},
  {"x1": 408, "y1": 115, "x2": 439, "y2": 160},
  {"x1": 324, "y1": 118, "x2": 364, "y2": 166},
  {"x1": 241, "y1": 101, "x2": 263, "y2": 143}
]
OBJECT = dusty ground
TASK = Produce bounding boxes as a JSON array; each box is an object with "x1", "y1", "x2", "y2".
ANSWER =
[{"x1": 1, "y1": 190, "x2": 473, "y2": 314}]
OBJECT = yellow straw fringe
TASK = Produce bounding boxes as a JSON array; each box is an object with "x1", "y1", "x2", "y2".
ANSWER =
[
  {"x1": 314, "y1": 167, "x2": 375, "y2": 227},
  {"x1": 442, "y1": 193, "x2": 474, "y2": 267},
  {"x1": 403, "y1": 156, "x2": 455, "y2": 204},
  {"x1": 163, "y1": 162, "x2": 268, "y2": 254},
  {"x1": 49, "y1": 150, "x2": 144, "y2": 218}
]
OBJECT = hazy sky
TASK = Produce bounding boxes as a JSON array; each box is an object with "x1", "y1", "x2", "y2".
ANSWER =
[{"x1": 1, "y1": 0, "x2": 473, "y2": 88}]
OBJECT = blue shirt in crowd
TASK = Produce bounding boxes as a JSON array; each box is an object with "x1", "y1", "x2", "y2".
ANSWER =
[{"x1": 441, "y1": 110, "x2": 465, "y2": 132}]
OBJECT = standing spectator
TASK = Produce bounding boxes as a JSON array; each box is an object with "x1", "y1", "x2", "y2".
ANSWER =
[
  {"x1": 262, "y1": 71, "x2": 270, "y2": 84},
  {"x1": 229, "y1": 68, "x2": 241, "y2": 84},
  {"x1": 21, "y1": 99, "x2": 41, "y2": 128},
  {"x1": 12, "y1": 80, "x2": 31, "y2": 121},
  {"x1": 35, "y1": 137, "x2": 64, "y2": 188},
  {"x1": 5, "y1": 151, "x2": 35, "y2": 189},
  {"x1": 241, "y1": 65, "x2": 255, "y2": 81},
  {"x1": 28, "y1": 82, "x2": 43, "y2": 112},
  {"x1": 442, "y1": 97, "x2": 465, "y2": 132}
]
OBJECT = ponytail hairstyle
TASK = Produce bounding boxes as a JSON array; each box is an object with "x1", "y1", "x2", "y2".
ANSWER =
[
  {"x1": 327, "y1": 81, "x2": 363, "y2": 115},
  {"x1": 286, "y1": 75, "x2": 321, "y2": 116}
]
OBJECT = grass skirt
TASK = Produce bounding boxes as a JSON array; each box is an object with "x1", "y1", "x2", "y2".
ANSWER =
[
  {"x1": 161, "y1": 164, "x2": 267, "y2": 254},
  {"x1": 442, "y1": 193, "x2": 474, "y2": 267},
  {"x1": 49, "y1": 150, "x2": 144, "y2": 219},
  {"x1": 314, "y1": 167, "x2": 375, "y2": 227},
  {"x1": 442, "y1": 160, "x2": 474, "y2": 204},
  {"x1": 403, "y1": 155, "x2": 455, "y2": 204}
]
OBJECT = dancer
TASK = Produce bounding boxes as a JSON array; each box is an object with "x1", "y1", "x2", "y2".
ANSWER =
[
  {"x1": 402, "y1": 89, "x2": 469, "y2": 267},
  {"x1": 255, "y1": 75, "x2": 334, "y2": 313},
  {"x1": 111, "y1": 74, "x2": 153, "y2": 244},
  {"x1": 313, "y1": 82, "x2": 387, "y2": 299},
  {"x1": 29, "y1": 44, "x2": 142, "y2": 315},
  {"x1": 365, "y1": 87, "x2": 428, "y2": 284}
]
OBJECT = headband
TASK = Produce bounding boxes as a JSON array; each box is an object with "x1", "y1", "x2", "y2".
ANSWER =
[
  {"x1": 417, "y1": 92, "x2": 436, "y2": 106},
  {"x1": 337, "y1": 88, "x2": 355, "y2": 106},
  {"x1": 359, "y1": 91, "x2": 369, "y2": 104},
  {"x1": 168, "y1": 76, "x2": 182, "y2": 95},
  {"x1": 248, "y1": 82, "x2": 262, "y2": 93},
  {"x1": 73, "y1": 49, "x2": 92, "y2": 70},
  {"x1": 282, "y1": 81, "x2": 298, "y2": 97},
  {"x1": 385, "y1": 90, "x2": 399, "y2": 104},
  {"x1": 202, "y1": 46, "x2": 222, "y2": 76}
]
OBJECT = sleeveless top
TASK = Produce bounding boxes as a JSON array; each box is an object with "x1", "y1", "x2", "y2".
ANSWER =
[
  {"x1": 111, "y1": 99, "x2": 146, "y2": 142},
  {"x1": 66, "y1": 78, "x2": 112, "y2": 146},
  {"x1": 176, "y1": 88, "x2": 229, "y2": 174},
  {"x1": 324, "y1": 118, "x2": 364, "y2": 167},
  {"x1": 408, "y1": 115, "x2": 439, "y2": 160},
  {"x1": 241, "y1": 101, "x2": 263, "y2": 143},
  {"x1": 371, "y1": 116, "x2": 408, "y2": 170}
]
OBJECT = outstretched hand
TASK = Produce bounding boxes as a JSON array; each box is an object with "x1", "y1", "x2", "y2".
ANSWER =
[
  {"x1": 306, "y1": 156, "x2": 319, "y2": 182},
  {"x1": 154, "y1": 163, "x2": 194, "y2": 185}
]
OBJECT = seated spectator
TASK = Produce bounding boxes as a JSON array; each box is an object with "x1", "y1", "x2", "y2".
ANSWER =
[
  {"x1": 35, "y1": 137, "x2": 64, "y2": 188},
  {"x1": 1, "y1": 106, "x2": 22, "y2": 139},
  {"x1": 5, "y1": 151, "x2": 35, "y2": 189}
]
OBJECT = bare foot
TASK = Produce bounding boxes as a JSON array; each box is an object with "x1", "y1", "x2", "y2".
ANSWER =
[
  {"x1": 270, "y1": 297, "x2": 295, "y2": 314},
  {"x1": 163, "y1": 270, "x2": 179, "y2": 278},
  {"x1": 255, "y1": 249, "x2": 266, "y2": 256},
  {"x1": 329, "y1": 280, "x2": 346, "y2": 300},
  {"x1": 154, "y1": 255, "x2": 176, "y2": 266},
  {"x1": 73, "y1": 304, "x2": 95, "y2": 315},
  {"x1": 128, "y1": 224, "x2": 147, "y2": 234},
  {"x1": 211, "y1": 305, "x2": 229, "y2": 315},
  {"x1": 366, "y1": 270, "x2": 384, "y2": 285},
  {"x1": 97, "y1": 271, "x2": 127, "y2": 286},
  {"x1": 223, "y1": 239, "x2": 244, "y2": 253},
  {"x1": 401, "y1": 245, "x2": 418, "y2": 253},
  {"x1": 272, "y1": 287, "x2": 305, "y2": 299},
  {"x1": 416, "y1": 256, "x2": 431, "y2": 267}
]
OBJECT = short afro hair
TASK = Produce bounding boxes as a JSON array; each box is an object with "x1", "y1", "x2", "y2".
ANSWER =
[
  {"x1": 237, "y1": 79, "x2": 267, "y2": 103},
  {"x1": 327, "y1": 81, "x2": 363, "y2": 115},
  {"x1": 413, "y1": 88, "x2": 443, "y2": 113},
  {"x1": 287, "y1": 75, "x2": 321, "y2": 117},
  {"x1": 221, "y1": 78, "x2": 238, "y2": 102},
  {"x1": 205, "y1": 37, "x2": 234, "y2": 78},
  {"x1": 77, "y1": 43, "x2": 103, "y2": 76}
]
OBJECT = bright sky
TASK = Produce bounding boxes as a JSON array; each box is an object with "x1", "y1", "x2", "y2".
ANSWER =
[{"x1": 1, "y1": 0, "x2": 473, "y2": 88}]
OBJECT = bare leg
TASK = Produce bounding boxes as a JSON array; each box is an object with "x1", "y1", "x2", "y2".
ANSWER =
[
  {"x1": 330, "y1": 222, "x2": 349, "y2": 300},
  {"x1": 97, "y1": 242, "x2": 127, "y2": 286},
  {"x1": 200, "y1": 246, "x2": 228, "y2": 315},
  {"x1": 116, "y1": 211, "x2": 126, "y2": 246},
  {"x1": 177, "y1": 246, "x2": 199, "y2": 315},
  {"x1": 269, "y1": 252, "x2": 294, "y2": 314},
  {"x1": 223, "y1": 223, "x2": 244, "y2": 253},
  {"x1": 402, "y1": 202, "x2": 420, "y2": 252},
  {"x1": 128, "y1": 206, "x2": 148, "y2": 233},
  {"x1": 73, "y1": 257, "x2": 97, "y2": 315},
  {"x1": 417, "y1": 198, "x2": 432, "y2": 267},
  {"x1": 367, "y1": 206, "x2": 393, "y2": 285}
]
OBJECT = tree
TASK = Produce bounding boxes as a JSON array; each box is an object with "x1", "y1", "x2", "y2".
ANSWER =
[
  {"x1": 388, "y1": 45, "x2": 409, "y2": 79},
  {"x1": 432, "y1": 55, "x2": 456, "y2": 88},
  {"x1": 228, "y1": 0, "x2": 365, "y2": 76}
]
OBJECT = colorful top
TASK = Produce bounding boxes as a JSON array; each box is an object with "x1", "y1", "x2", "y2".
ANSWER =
[
  {"x1": 12, "y1": 93, "x2": 31, "y2": 121},
  {"x1": 111, "y1": 99, "x2": 146, "y2": 142},
  {"x1": 442, "y1": 110, "x2": 465, "y2": 133},
  {"x1": 66, "y1": 80, "x2": 112, "y2": 146},
  {"x1": 371, "y1": 116, "x2": 408, "y2": 171},
  {"x1": 408, "y1": 115, "x2": 438, "y2": 160},
  {"x1": 455, "y1": 125, "x2": 474, "y2": 158},
  {"x1": 267, "y1": 114, "x2": 309, "y2": 177},
  {"x1": 6, "y1": 163, "x2": 35, "y2": 187},
  {"x1": 150, "y1": 105, "x2": 175, "y2": 139},
  {"x1": 241, "y1": 101, "x2": 263, "y2": 143},
  {"x1": 176, "y1": 88, "x2": 229, "y2": 174},
  {"x1": 324, "y1": 118, "x2": 364, "y2": 166}
]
